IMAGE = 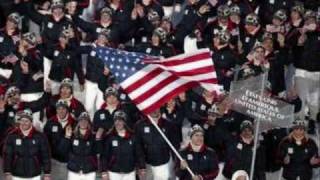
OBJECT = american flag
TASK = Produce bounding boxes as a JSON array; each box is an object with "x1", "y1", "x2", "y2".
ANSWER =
[{"x1": 95, "y1": 47, "x2": 221, "y2": 114}]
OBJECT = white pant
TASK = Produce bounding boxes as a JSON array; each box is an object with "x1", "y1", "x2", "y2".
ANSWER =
[
  {"x1": 266, "y1": 169, "x2": 282, "y2": 180},
  {"x1": 146, "y1": 162, "x2": 170, "y2": 180},
  {"x1": 51, "y1": 159, "x2": 68, "y2": 180},
  {"x1": 43, "y1": 57, "x2": 52, "y2": 93},
  {"x1": 20, "y1": 92, "x2": 44, "y2": 132},
  {"x1": 0, "y1": 67, "x2": 12, "y2": 79},
  {"x1": 84, "y1": 80, "x2": 104, "y2": 119},
  {"x1": 295, "y1": 69, "x2": 320, "y2": 120},
  {"x1": 163, "y1": 6, "x2": 174, "y2": 17},
  {"x1": 163, "y1": 5, "x2": 182, "y2": 18},
  {"x1": 50, "y1": 80, "x2": 61, "y2": 96},
  {"x1": 12, "y1": 176, "x2": 41, "y2": 180},
  {"x1": 29, "y1": 20, "x2": 40, "y2": 36},
  {"x1": 67, "y1": 171, "x2": 96, "y2": 180},
  {"x1": 109, "y1": 171, "x2": 136, "y2": 180}
]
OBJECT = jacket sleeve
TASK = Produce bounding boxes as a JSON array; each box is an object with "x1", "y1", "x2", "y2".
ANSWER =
[
  {"x1": 255, "y1": 145, "x2": 266, "y2": 180},
  {"x1": 167, "y1": 121, "x2": 180, "y2": 151},
  {"x1": 276, "y1": 138, "x2": 288, "y2": 165},
  {"x1": 202, "y1": 150, "x2": 220, "y2": 180},
  {"x1": 58, "y1": 137, "x2": 72, "y2": 155},
  {"x1": 3, "y1": 135, "x2": 14, "y2": 173},
  {"x1": 223, "y1": 141, "x2": 237, "y2": 178},
  {"x1": 308, "y1": 139, "x2": 320, "y2": 167},
  {"x1": 176, "y1": 150, "x2": 188, "y2": 179},
  {"x1": 72, "y1": 53, "x2": 85, "y2": 85},
  {"x1": 73, "y1": 15, "x2": 97, "y2": 34},
  {"x1": 134, "y1": 124, "x2": 146, "y2": 169},
  {"x1": 24, "y1": 92, "x2": 50, "y2": 112},
  {"x1": 100, "y1": 137, "x2": 111, "y2": 172},
  {"x1": 39, "y1": 134, "x2": 51, "y2": 174},
  {"x1": 133, "y1": 135, "x2": 145, "y2": 170},
  {"x1": 25, "y1": 1, "x2": 46, "y2": 25}
]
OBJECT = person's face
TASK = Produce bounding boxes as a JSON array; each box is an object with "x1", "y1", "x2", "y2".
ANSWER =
[
  {"x1": 96, "y1": 35, "x2": 108, "y2": 46},
  {"x1": 230, "y1": 14, "x2": 240, "y2": 24},
  {"x1": 208, "y1": 114, "x2": 217, "y2": 124},
  {"x1": 41, "y1": 1, "x2": 51, "y2": 10},
  {"x1": 60, "y1": 86, "x2": 72, "y2": 98},
  {"x1": 115, "y1": 119, "x2": 125, "y2": 131},
  {"x1": 272, "y1": 18, "x2": 282, "y2": 26},
  {"x1": 245, "y1": 24, "x2": 257, "y2": 32},
  {"x1": 52, "y1": 7, "x2": 64, "y2": 17},
  {"x1": 218, "y1": 17, "x2": 229, "y2": 25},
  {"x1": 106, "y1": 94, "x2": 118, "y2": 105},
  {"x1": 241, "y1": 128, "x2": 253, "y2": 139},
  {"x1": 191, "y1": 132, "x2": 204, "y2": 146},
  {"x1": 8, "y1": 93, "x2": 20, "y2": 105},
  {"x1": 142, "y1": 0, "x2": 152, "y2": 6},
  {"x1": 57, "y1": 106, "x2": 68, "y2": 119},
  {"x1": 188, "y1": 0, "x2": 199, "y2": 5},
  {"x1": 290, "y1": 11, "x2": 301, "y2": 21},
  {"x1": 150, "y1": 109, "x2": 161, "y2": 119},
  {"x1": 178, "y1": 92, "x2": 186, "y2": 101},
  {"x1": 167, "y1": 98, "x2": 176, "y2": 107},
  {"x1": 263, "y1": 39, "x2": 273, "y2": 52},
  {"x1": 203, "y1": 90, "x2": 214, "y2": 99},
  {"x1": 6, "y1": 20, "x2": 17, "y2": 29},
  {"x1": 66, "y1": 2, "x2": 77, "y2": 14},
  {"x1": 79, "y1": 119, "x2": 89, "y2": 129},
  {"x1": 160, "y1": 20, "x2": 171, "y2": 33},
  {"x1": 292, "y1": 127, "x2": 305, "y2": 138},
  {"x1": 151, "y1": 20, "x2": 160, "y2": 27},
  {"x1": 305, "y1": 17, "x2": 316, "y2": 26},
  {"x1": 254, "y1": 47, "x2": 265, "y2": 60},
  {"x1": 236, "y1": 176, "x2": 247, "y2": 180},
  {"x1": 59, "y1": 36, "x2": 69, "y2": 45},
  {"x1": 151, "y1": 34, "x2": 160, "y2": 46},
  {"x1": 101, "y1": 13, "x2": 112, "y2": 24},
  {"x1": 19, "y1": 118, "x2": 32, "y2": 131}
]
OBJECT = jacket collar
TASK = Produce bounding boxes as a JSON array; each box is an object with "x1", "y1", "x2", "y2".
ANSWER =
[{"x1": 187, "y1": 143, "x2": 207, "y2": 153}]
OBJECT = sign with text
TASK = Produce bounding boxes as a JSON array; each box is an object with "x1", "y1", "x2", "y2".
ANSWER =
[{"x1": 230, "y1": 73, "x2": 294, "y2": 127}]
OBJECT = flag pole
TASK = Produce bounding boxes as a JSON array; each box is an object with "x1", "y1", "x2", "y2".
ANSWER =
[
  {"x1": 146, "y1": 115, "x2": 196, "y2": 177},
  {"x1": 249, "y1": 73, "x2": 267, "y2": 180}
]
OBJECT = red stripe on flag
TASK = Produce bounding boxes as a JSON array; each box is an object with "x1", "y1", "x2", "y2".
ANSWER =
[
  {"x1": 198, "y1": 79, "x2": 219, "y2": 84},
  {"x1": 125, "y1": 68, "x2": 164, "y2": 93},
  {"x1": 173, "y1": 66, "x2": 216, "y2": 76},
  {"x1": 141, "y1": 82, "x2": 198, "y2": 114},
  {"x1": 130, "y1": 75, "x2": 179, "y2": 105}
]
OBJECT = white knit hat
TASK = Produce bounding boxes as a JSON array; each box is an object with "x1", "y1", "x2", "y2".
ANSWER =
[{"x1": 231, "y1": 170, "x2": 249, "y2": 180}]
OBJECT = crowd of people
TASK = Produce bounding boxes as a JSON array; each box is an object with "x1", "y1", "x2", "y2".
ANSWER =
[{"x1": 0, "y1": 0, "x2": 320, "y2": 179}]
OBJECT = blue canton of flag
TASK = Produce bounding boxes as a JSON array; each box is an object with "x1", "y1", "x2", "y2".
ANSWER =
[{"x1": 95, "y1": 47, "x2": 148, "y2": 83}]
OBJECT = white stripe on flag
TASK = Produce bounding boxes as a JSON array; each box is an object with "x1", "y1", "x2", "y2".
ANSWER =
[
  {"x1": 155, "y1": 59, "x2": 213, "y2": 72},
  {"x1": 180, "y1": 72, "x2": 217, "y2": 81},
  {"x1": 136, "y1": 78, "x2": 189, "y2": 111},
  {"x1": 121, "y1": 65, "x2": 158, "y2": 89},
  {"x1": 129, "y1": 71, "x2": 172, "y2": 99}
]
